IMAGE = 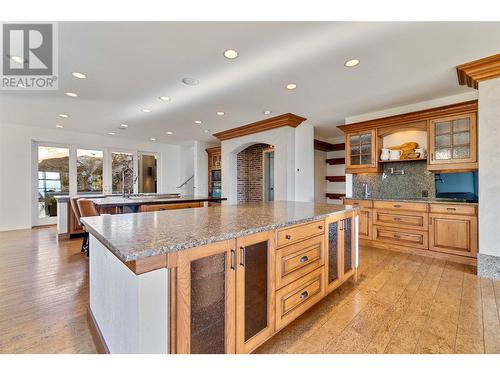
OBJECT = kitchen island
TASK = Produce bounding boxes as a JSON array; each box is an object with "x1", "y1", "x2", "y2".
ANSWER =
[
  {"x1": 54, "y1": 194, "x2": 225, "y2": 239},
  {"x1": 81, "y1": 201, "x2": 359, "y2": 354}
]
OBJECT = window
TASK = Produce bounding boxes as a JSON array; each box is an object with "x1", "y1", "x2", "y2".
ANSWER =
[
  {"x1": 112, "y1": 152, "x2": 134, "y2": 194},
  {"x1": 38, "y1": 146, "x2": 69, "y2": 219},
  {"x1": 77, "y1": 149, "x2": 103, "y2": 193}
]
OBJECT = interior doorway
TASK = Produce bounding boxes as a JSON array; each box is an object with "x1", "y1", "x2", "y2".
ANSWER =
[
  {"x1": 263, "y1": 149, "x2": 274, "y2": 201},
  {"x1": 138, "y1": 153, "x2": 157, "y2": 193}
]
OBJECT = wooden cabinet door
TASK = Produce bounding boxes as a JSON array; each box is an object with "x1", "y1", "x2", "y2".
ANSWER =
[
  {"x1": 176, "y1": 240, "x2": 236, "y2": 354},
  {"x1": 235, "y1": 231, "x2": 275, "y2": 353},
  {"x1": 429, "y1": 214, "x2": 477, "y2": 258},
  {"x1": 324, "y1": 214, "x2": 343, "y2": 294},
  {"x1": 428, "y1": 113, "x2": 477, "y2": 166},
  {"x1": 358, "y1": 209, "x2": 372, "y2": 240},
  {"x1": 345, "y1": 130, "x2": 377, "y2": 173},
  {"x1": 341, "y1": 213, "x2": 356, "y2": 281}
]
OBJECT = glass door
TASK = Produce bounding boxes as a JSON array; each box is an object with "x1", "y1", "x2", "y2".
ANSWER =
[
  {"x1": 175, "y1": 240, "x2": 236, "y2": 354},
  {"x1": 36, "y1": 145, "x2": 70, "y2": 225},
  {"x1": 236, "y1": 231, "x2": 275, "y2": 353},
  {"x1": 138, "y1": 152, "x2": 157, "y2": 193},
  {"x1": 429, "y1": 113, "x2": 477, "y2": 165},
  {"x1": 325, "y1": 215, "x2": 342, "y2": 293}
]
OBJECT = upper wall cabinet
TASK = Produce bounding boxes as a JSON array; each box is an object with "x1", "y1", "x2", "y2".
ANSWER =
[
  {"x1": 345, "y1": 129, "x2": 378, "y2": 173},
  {"x1": 338, "y1": 100, "x2": 478, "y2": 174},
  {"x1": 428, "y1": 113, "x2": 477, "y2": 171}
]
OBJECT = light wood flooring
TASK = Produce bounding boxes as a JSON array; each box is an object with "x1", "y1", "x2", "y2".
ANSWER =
[{"x1": 1, "y1": 226, "x2": 499, "y2": 354}]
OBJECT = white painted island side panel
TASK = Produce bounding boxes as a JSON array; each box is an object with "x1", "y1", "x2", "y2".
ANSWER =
[{"x1": 89, "y1": 235, "x2": 169, "y2": 353}]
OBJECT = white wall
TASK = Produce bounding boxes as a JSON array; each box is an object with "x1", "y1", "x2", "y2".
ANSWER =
[
  {"x1": 0, "y1": 122, "x2": 193, "y2": 231},
  {"x1": 478, "y1": 77, "x2": 500, "y2": 257},
  {"x1": 220, "y1": 123, "x2": 314, "y2": 205},
  {"x1": 294, "y1": 122, "x2": 314, "y2": 202},
  {"x1": 314, "y1": 150, "x2": 326, "y2": 203}
]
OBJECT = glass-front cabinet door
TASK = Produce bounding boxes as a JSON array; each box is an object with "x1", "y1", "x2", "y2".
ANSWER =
[
  {"x1": 429, "y1": 113, "x2": 477, "y2": 166},
  {"x1": 325, "y1": 212, "x2": 357, "y2": 294},
  {"x1": 175, "y1": 240, "x2": 236, "y2": 354},
  {"x1": 236, "y1": 231, "x2": 275, "y2": 354},
  {"x1": 345, "y1": 129, "x2": 377, "y2": 173}
]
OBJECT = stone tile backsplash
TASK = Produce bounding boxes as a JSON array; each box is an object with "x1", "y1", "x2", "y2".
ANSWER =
[{"x1": 352, "y1": 160, "x2": 436, "y2": 199}]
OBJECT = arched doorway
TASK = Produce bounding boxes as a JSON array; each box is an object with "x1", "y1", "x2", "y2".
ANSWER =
[{"x1": 236, "y1": 143, "x2": 274, "y2": 203}]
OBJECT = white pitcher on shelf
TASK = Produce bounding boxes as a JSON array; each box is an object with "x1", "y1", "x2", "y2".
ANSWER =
[
  {"x1": 380, "y1": 148, "x2": 390, "y2": 161},
  {"x1": 389, "y1": 149, "x2": 403, "y2": 160}
]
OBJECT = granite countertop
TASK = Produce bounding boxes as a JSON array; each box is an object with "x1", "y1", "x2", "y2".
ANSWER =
[
  {"x1": 90, "y1": 195, "x2": 226, "y2": 207},
  {"x1": 81, "y1": 201, "x2": 358, "y2": 263},
  {"x1": 346, "y1": 197, "x2": 478, "y2": 205}
]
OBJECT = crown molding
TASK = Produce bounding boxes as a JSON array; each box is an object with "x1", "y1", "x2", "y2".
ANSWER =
[
  {"x1": 457, "y1": 53, "x2": 500, "y2": 89},
  {"x1": 213, "y1": 113, "x2": 306, "y2": 141}
]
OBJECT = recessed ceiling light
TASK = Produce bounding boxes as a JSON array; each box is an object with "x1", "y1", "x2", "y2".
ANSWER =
[
  {"x1": 72, "y1": 72, "x2": 87, "y2": 79},
  {"x1": 263, "y1": 110, "x2": 272, "y2": 115},
  {"x1": 142, "y1": 108, "x2": 152, "y2": 113},
  {"x1": 223, "y1": 49, "x2": 239, "y2": 59},
  {"x1": 216, "y1": 111, "x2": 225, "y2": 116},
  {"x1": 65, "y1": 92, "x2": 78, "y2": 97},
  {"x1": 120, "y1": 124, "x2": 128, "y2": 128},
  {"x1": 159, "y1": 96, "x2": 170, "y2": 101},
  {"x1": 108, "y1": 132, "x2": 115, "y2": 135},
  {"x1": 59, "y1": 114, "x2": 69, "y2": 118},
  {"x1": 166, "y1": 131, "x2": 173, "y2": 135},
  {"x1": 285, "y1": 83, "x2": 297, "y2": 90},
  {"x1": 195, "y1": 120, "x2": 202, "y2": 124},
  {"x1": 182, "y1": 77, "x2": 199, "y2": 86},
  {"x1": 55, "y1": 125, "x2": 63, "y2": 128},
  {"x1": 344, "y1": 59, "x2": 360, "y2": 67},
  {"x1": 150, "y1": 138, "x2": 156, "y2": 141}
]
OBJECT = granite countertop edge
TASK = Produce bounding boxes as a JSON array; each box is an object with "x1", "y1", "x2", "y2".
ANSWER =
[
  {"x1": 81, "y1": 206, "x2": 359, "y2": 263},
  {"x1": 346, "y1": 197, "x2": 478, "y2": 205}
]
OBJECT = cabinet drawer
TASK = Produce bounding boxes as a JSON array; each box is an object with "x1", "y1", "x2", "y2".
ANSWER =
[
  {"x1": 139, "y1": 202, "x2": 203, "y2": 212},
  {"x1": 429, "y1": 204, "x2": 477, "y2": 216},
  {"x1": 277, "y1": 220, "x2": 325, "y2": 248},
  {"x1": 275, "y1": 267, "x2": 325, "y2": 331},
  {"x1": 373, "y1": 201, "x2": 428, "y2": 212},
  {"x1": 343, "y1": 199, "x2": 373, "y2": 209},
  {"x1": 275, "y1": 235, "x2": 324, "y2": 289},
  {"x1": 373, "y1": 226, "x2": 428, "y2": 249},
  {"x1": 429, "y1": 214, "x2": 477, "y2": 257},
  {"x1": 373, "y1": 209, "x2": 428, "y2": 230}
]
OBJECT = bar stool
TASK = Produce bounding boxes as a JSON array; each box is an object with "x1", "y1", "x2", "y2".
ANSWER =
[
  {"x1": 77, "y1": 199, "x2": 100, "y2": 256},
  {"x1": 69, "y1": 197, "x2": 87, "y2": 254}
]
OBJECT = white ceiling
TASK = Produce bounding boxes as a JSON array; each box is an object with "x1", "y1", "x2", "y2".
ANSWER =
[{"x1": 1, "y1": 22, "x2": 499, "y2": 144}]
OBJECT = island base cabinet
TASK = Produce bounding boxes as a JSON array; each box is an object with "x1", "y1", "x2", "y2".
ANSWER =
[{"x1": 175, "y1": 240, "x2": 236, "y2": 354}]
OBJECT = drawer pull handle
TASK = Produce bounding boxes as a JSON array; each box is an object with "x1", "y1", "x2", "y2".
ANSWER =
[
  {"x1": 393, "y1": 204, "x2": 402, "y2": 208},
  {"x1": 230, "y1": 249, "x2": 236, "y2": 270},
  {"x1": 318, "y1": 225, "x2": 323, "y2": 230},
  {"x1": 446, "y1": 207, "x2": 456, "y2": 211},
  {"x1": 285, "y1": 234, "x2": 292, "y2": 240},
  {"x1": 393, "y1": 217, "x2": 402, "y2": 221},
  {"x1": 299, "y1": 291, "x2": 309, "y2": 300},
  {"x1": 299, "y1": 255, "x2": 309, "y2": 263}
]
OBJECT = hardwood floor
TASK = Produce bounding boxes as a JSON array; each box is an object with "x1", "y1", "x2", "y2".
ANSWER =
[{"x1": 1, "y1": 226, "x2": 499, "y2": 354}]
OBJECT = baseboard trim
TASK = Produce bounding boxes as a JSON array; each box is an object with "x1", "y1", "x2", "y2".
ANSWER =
[
  {"x1": 361, "y1": 239, "x2": 477, "y2": 267},
  {"x1": 87, "y1": 305, "x2": 110, "y2": 354}
]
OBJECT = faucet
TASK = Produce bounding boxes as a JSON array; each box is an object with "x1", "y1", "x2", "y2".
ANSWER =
[
  {"x1": 121, "y1": 167, "x2": 136, "y2": 198},
  {"x1": 363, "y1": 183, "x2": 371, "y2": 199}
]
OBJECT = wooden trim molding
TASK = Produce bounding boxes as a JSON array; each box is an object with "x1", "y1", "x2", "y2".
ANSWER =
[
  {"x1": 213, "y1": 113, "x2": 306, "y2": 141},
  {"x1": 205, "y1": 146, "x2": 221, "y2": 154},
  {"x1": 87, "y1": 305, "x2": 110, "y2": 354},
  {"x1": 457, "y1": 53, "x2": 500, "y2": 89},
  {"x1": 337, "y1": 100, "x2": 478, "y2": 133}
]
